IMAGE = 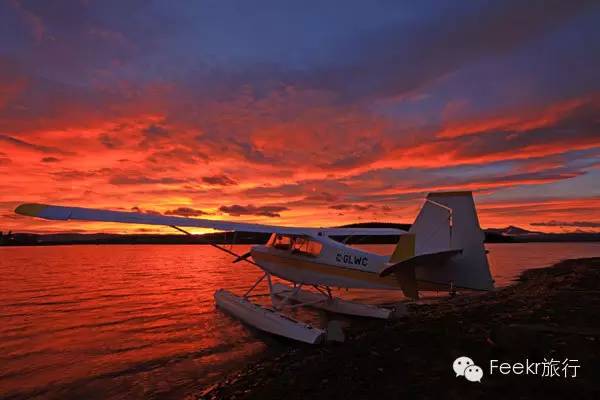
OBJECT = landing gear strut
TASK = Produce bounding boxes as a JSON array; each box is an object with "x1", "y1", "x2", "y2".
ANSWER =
[{"x1": 449, "y1": 281, "x2": 457, "y2": 297}]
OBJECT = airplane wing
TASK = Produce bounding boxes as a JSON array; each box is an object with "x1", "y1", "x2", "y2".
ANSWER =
[{"x1": 14, "y1": 203, "x2": 406, "y2": 236}]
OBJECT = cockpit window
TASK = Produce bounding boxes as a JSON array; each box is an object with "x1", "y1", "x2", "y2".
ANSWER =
[
  {"x1": 300, "y1": 240, "x2": 323, "y2": 257},
  {"x1": 271, "y1": 234, "x2": 292, "y2": 250},
  {"x1": 268, "y1": 234, "x2": 323, "y2": 257},
  {"x1": 292, "y1": 237, "x2": 307, "y2": 251}
]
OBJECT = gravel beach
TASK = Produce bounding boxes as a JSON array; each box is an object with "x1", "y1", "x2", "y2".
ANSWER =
[{"x1": 198, "y1": 257, "x2": 600, "y2": 400}]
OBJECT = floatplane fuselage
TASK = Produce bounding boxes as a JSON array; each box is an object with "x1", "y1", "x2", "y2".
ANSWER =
[
  {"x1": 252, "y1": 235, "x2": 396, "y2": 290},
  {"x1": 15, "y1": 191, "x2": 494, "y2": 344}
]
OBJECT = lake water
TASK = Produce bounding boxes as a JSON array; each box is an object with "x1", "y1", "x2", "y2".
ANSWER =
[{"x1": 1, "y1": 242, "x2": 599, "y2": 399}]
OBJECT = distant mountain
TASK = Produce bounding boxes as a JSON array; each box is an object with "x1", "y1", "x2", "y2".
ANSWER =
[
  {"x1": 483, "y1": 225, "x2": 600, "y2": 243},
  {"x1": 485, "y1": 225, "x2": 542, "y2": 236}
]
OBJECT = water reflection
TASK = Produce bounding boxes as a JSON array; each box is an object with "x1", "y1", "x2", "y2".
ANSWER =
[{"x1": 0, "y1": 242, "x2": 598, "y2": 399}]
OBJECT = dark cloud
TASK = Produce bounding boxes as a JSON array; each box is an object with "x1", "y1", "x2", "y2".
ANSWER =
[
  {"x1": 142, "y1": 124, "x2": 169, "y2": 138},
  {"x1": 303, "y1": 192, "x2": 340, "y2": 203},
  {"x1": 202, "y1": 174, "x2": 237, "y2": 186},
  {"x1": 219, "y1": 204, "x2": 289, "y2": 218},
  {"x1": 139, "y1": 124, "x2": 172, "y2": 147},
  {"x1": 0, "y1": 134, "x2": 70, "y2": 154},
  {"x1": 232, "y1": 139, "x2": 273, "y2": 164},
  {"x1": 147, "y1": 147, "x2": 209, "y2": 164},
  {"x1": 319, "y1": 140, "x2": 383, "y2": 170},
  {"x1": 164, "y1": 207, "x2": 209, "y2": 217},
  {"x1": 531, "y1": 220, "x2": 600, "y2": 228},
  {"x1": 51, "y1": 168, "x2": 111, "y2": 180},
  {"x1": 99, "y1": 133, "x2": 123, "y2": 149},
  {"x1": 41, "y1": 156, "x2": 60, "y2": 163},
  {"x1": 130, "y1": 206, "x2": 161, "y2": 215},
  {"x1": 194, "y1": 134, "x2": 275, "y2": 164},
  {"x1": 330, "y1": 204, "x2": 375, "y2": 211},
  {"x1": 110, "y1": 175, "x2": 187, "y2": 185}
]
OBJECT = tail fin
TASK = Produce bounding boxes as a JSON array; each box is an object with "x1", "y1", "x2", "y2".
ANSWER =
[{"x1": 408, "y1": 191, "x2": 493, "y2": 291}]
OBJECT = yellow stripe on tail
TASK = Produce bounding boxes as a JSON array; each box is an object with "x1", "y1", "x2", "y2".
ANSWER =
[
  {"x1": 390, "y1": 233, "x2": 415, "y2": 263},
  {"x1": 388, "y1": 234, "x2": 418, "y2": 299}
]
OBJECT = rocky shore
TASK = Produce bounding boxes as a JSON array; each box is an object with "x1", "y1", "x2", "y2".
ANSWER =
[{"x1": 197, "y1": 258, "x2": 600, "y2": 400}]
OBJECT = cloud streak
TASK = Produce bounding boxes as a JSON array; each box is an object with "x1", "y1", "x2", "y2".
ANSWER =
[
  {"x1": 202, "y1": 174, "x2": 237, "y2": 186},
  {"x1": 164, "y1": 207, "x2": 210, "y2": 217},
  {"x1": 219, "y1": 205, "x2": 289, "y2": 218},
  {"x1": 0, "y1": 134, "x2": 70, "y2": 155},
  {"x1": 109, "y1": 175, "x2": 188, "y2": 185}
]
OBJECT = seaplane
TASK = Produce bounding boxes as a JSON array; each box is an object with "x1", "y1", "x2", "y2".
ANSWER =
[{"x1": 15, "y1": 191, "x2": 493, "y2": 344}]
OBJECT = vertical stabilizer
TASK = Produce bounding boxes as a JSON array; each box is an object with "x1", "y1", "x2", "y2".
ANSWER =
[{"x1": 409, "y1": 191, "x2": 494, "y2": 291}]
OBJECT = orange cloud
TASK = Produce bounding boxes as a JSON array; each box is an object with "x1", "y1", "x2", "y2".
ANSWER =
[{"x1": 438, "y1": 96, "x2": 591, "y2": 139}]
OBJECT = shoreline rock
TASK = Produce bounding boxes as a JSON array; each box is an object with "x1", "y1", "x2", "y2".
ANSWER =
[{"x1": 197, "y1": 258, "x2": 600, "y2": 400}]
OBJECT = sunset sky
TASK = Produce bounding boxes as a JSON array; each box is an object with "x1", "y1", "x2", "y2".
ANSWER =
[{"x1": 1, "y1": 1, "x2": 599, "y2": 234}]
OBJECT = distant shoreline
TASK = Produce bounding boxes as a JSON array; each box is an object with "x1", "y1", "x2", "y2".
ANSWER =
[{"x1": 2, "y1": 228, "x2": 600, "y2": 247}]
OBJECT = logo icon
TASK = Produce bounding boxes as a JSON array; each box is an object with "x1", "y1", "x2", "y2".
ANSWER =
[{"x1": 453, "y1": 356, "x2": 483, "y2": 383}]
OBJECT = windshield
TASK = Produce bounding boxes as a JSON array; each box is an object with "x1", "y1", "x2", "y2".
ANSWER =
[{"x1": 268, "y1": 234, "x2": 323, "y2": 257}]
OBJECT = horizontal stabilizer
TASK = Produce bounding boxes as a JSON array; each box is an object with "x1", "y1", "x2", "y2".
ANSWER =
[{"x1": 379, "y1": 249, "x2": 462, "y2": 277}]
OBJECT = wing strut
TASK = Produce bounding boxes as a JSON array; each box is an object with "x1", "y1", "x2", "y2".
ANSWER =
[{"x1": 169, "y1": 225, "x2": 260, "y2": 267}]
